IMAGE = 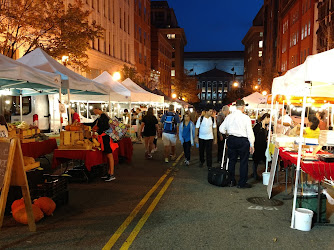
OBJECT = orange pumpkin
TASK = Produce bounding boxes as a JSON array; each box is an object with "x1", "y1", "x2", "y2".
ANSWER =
[
  {"x1": 11, "y1": 198, "x2": 25, "y2": 214},
  {"x1": 70, "y1": 126, "x2": 80, "y2": 131},
  {"x1": 13, "y1": 204, "x2": 44, "y2": 224},
  {"x1": 34, "y1": 197, "x2": 56, "y2": 216},
  {"x1": 65, "y1": 125, "x2": 71, "y2": 131}
]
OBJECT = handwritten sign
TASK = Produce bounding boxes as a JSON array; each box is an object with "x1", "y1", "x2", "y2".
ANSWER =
[{"x1": 0, "y1": 141, "x2": 10, "y2": 189}]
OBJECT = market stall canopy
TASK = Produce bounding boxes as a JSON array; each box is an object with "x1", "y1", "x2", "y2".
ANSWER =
[
  {"x1": 242, "y1": 92, "x2": 267, "y2": 108},
  {"x1": 17, "y1": 48, "x2": 107, "y2": 95},
  {"x1": 70, "y1": 71, "x2": 131, "y2": 102},
  {"x1": 0, "y1": 53, "x2": 61, "y2": 96},
  {"x1": 272, "y1": 48, "x2": 334, "y2": 98},
  {"x1": 121, "y1": 78, "x2": 164, "y2": 103}
]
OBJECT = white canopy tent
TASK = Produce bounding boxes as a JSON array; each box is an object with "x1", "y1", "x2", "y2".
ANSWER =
[
  {"x1": 121, "y1": 78, "x2": 164, "y2": 103},
  {"x1": 17, "y1": 48, "x2": 108, "y2": 124},
  {"x1": 0, "y1": 53, "x2": 61, "y2": 121},
  {"x1": 267, "y1": 48, "x2": 334, "y2": 229},
  {"x1": 242, "y1": 92, "x2": 267, "y2": 108}
]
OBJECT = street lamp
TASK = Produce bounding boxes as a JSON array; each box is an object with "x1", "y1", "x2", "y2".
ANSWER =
[
  {"x1": 262, "y1": 90, "x2": 267, "y2": 96},
  {"x1": 172, "y1": 93, "x2": 177, "y2": 99},
  {"x1": 112, "y1": 72, "x2": 121, "y2": 81},
  {"x1": 61, "y1": 55, "x2": 69, "y2": 66},
  {"x1": 233, "y1": 82, "x2": 239, "y2": 87},
  {"x1": 254, "y1": 85, "x2": 259, "y2": 90}
]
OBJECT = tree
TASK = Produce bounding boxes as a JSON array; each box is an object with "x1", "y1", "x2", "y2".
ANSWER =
[
  {"x1": 173, "y1": 70, "x2": 199, "y2": 103},
  {"x1": 120, "y1": 65, "x2": 140, "y2": 83},
  {"x1": 0, "y1": 0, "x2": 103, "y2": 70}
]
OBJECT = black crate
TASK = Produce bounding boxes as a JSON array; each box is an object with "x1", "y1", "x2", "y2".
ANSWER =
[{"x1": 30, "y1": 174, "x2": 68, "y2": 201}]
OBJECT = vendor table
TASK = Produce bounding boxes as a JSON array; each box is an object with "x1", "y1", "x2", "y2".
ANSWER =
[
  {"x1": 279, "y1": 147, "x2": 334, "y2": 181},
  {"x1": 21, "y1": 138, "x2": 58, "y2": 158},
  {"x1": 52, "y1": 137, "x2": 133, "y2": 171}
]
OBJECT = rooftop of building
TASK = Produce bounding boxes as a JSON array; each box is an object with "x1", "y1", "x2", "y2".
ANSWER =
[
  {"x1": 184, "y1": 51, "x2": 244, "y2": 59},
  {"x1": 197, "y1": 67, "x2": 234, "y2": 77}
]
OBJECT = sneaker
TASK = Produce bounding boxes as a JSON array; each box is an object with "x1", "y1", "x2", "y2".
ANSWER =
[
  {"x1": 185, "y1": 160, "x2": 190, "y2": 166},
  {"x1": 165, "y1": 158, "x2": 169, "y2": 163},
  {"x1": 184, "y1": 159, "x2": 187, "y2": 165},
  {"x1": 101, "y1": 175, "x2": 110, "y2": 179},
  {"x1": 147, "y1": 154, "x2": 153, "y2": 159},
  {"x1": 105, "y1": 175, "x2": 116, "y2": 182}
]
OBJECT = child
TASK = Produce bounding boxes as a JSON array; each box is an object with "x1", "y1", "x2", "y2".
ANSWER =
[{"x1": 179, "y1": 112, "x2": 195, "y2": 166}]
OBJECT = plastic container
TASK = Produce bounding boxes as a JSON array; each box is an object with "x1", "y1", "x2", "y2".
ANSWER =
[
  {"x1": 294, "y1": 208, "x2": 313, "y2": 231},
  {"x1": 262, "y1": 172, "x2": 270, "y2": 185}
]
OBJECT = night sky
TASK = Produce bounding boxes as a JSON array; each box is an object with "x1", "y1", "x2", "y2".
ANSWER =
[{"x1": 154, "y1": 0, "x2": 263, "y2": 52}]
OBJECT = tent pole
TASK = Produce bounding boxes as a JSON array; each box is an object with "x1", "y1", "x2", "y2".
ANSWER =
[
  {"x1": 291, "y1": 93, "x2": 307, "y2": 229},
  {"x1": 265, "y1": 94, "x2": 274, "y2": 173},
  {"x1": 67, "y1": 89, "x2": 72, "y2": 124},
  {"x1": 109, "y1": 94, "x2": 111, "y2": 117},
  {"x1": 87, "y1": 101, "x2": 89, "y2": 119},
  {"x1": 19, "y1": 93, "x2": 23, "y2": 122},
  {"x1": 59, "y1": 89, "x2": 62, "y2": 132},
  {"x1": 52, "y1": 95, "x2": 56, "y2": 134}
]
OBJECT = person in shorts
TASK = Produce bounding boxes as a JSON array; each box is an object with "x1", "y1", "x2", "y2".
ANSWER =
[
  {"x1": 140, "y1": 107, "x2": 159, "y2": 159},
  {"x1": 160, "y1": 104, "x2": 180, "y2": 163}
]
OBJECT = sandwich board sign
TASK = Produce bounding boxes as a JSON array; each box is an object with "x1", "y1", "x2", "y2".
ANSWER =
[{"x1": 0, "y1": 138, "x2": 36, "y2": 232}]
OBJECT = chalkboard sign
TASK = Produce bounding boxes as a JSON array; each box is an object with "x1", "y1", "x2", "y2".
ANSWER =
[{"x1": 0, "y1": 140, "x2": 10, "y2": 189}]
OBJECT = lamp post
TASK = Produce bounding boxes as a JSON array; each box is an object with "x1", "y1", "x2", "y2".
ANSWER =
[{"x1": 112, "y1": 72, "x2": 121, "y2": 81}]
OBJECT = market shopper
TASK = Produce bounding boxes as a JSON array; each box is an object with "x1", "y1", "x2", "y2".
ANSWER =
[
  {"x1": 195, "y1": 106, "x2": 217, "y2": 169},
  {"x1": 304, "y1": 115, "x2": 320, "y2": 138},
  {"x1": 160, "y1": 104, "x2": 180, "y2": 163},
  {"x1": 220, "y1": 100, "x2": 255, "y2": 188},
  {"x1": 85, "y1": 106, "x2": 118, "y2": 182},
  {"x1": 252, "y1": 113, "x2": 270, "y2": 180},
  {"x1": 71, "y1": 109, "x2": 80, "y2": 124},
  {"x1": 140, "y1": 107, "x2": 159, "y2": 159},
  {"x1": 217, "y1": 105, "x2": 230, "y2": 163},
  {"x1": 278, "y1": 107, "x2": 292, "y2": 135},
  {"x1": 316, "y1": 111, "x2": 327, "y2": 130},
  {"x1": 136, "y1": 108, "x2": 143, "y2": 143},
  {"x1": 179, "y1": 112, "x2": 196, "y2": 166}
]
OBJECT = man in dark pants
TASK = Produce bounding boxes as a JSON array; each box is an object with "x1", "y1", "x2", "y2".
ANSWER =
[
  {"x1": 217, "y1": 105, "x2": 229, "y2": 163},
  {"x1": 195, "y1": 106, "x2": 217, "y2": 168},
  {"x1": 219, "y1": 100, "x2": 255, "y2": 188}
]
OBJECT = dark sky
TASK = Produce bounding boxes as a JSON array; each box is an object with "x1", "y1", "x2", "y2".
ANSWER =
[{"x1": 155, "y1": 0, "x2": 263, "y2": 52}]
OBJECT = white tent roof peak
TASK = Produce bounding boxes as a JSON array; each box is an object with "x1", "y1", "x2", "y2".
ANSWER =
[
  {"x1": 121, "y1": 78, "x2": 164, "y2": 103},
  {"x1": 94, "y1": 71, "x2": 131, "y2": 97},
  {"x1": 17, "y1": 48, "x2": 107, "y2": 95}
]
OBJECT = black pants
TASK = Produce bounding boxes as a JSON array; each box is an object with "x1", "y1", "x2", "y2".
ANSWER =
[
  {"x1": 227, "y1": 136, "x2": 250, "y2": 186},
  {"x1": 199, "y1": 138, "x2": 213, "y2": 168},
  {"x1": 183, "y1": 141, "x2": 191, "y2": 161}
]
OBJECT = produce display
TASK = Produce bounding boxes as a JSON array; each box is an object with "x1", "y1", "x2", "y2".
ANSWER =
[
  {"x1": 59, "y1": 124, "x2": 96, "y2": 150},
  {"x1": 8, "y1": 121, "x2": 47, "y2": 143}
]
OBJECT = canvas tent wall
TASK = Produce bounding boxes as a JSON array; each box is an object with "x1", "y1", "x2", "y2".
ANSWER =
[{"x1": 268, "y1": 48, "x2": 334, "y2": 230}]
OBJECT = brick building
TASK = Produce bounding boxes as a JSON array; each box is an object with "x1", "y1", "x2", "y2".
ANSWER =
[
  {"x1": 277, "y1": 0, "x2": 316, "y2": 74},
  {"x1": 134, "y1": 0, "x2": 151, "y2": 84},
  {"x1": 151, "y1": 1, "x2": 187, "y2": 94},
  {"x1": 316, "y1": 0, "x2": 334, "y2": 53},
  {"x1": 242, "y1": 7, "x2": 264, "y2": 91},
  {"x1": 151, "y1": 27, "x2": 173, "y2": 96}
]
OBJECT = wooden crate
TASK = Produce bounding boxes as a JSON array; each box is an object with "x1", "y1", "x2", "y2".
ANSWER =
[{"x1": 59, "y1": 131, "x2": 85, "y2": 147}]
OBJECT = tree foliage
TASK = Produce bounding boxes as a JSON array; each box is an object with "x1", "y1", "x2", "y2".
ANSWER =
[
  {"x1": 173, "y1": 70, "x2": 199, "y2": 103},
  {"x1": 0, "y1": 0, "x2": 103, "y2": 70},
  {"x1": 121, "y1": 65, "x2": 140, "y2": 83}
]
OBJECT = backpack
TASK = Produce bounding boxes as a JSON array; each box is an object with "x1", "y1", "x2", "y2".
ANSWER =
[{"x1": 163, "y1": 113, "x2": 176, "y2": 133}]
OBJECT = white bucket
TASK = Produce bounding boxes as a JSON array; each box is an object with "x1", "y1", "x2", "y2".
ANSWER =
[
  {"x1": 294, "y1": 208, "x2": 313, "y2": 231},
  {"x1": 262, "y1": 172, "x2": 270, "y2": 185}
]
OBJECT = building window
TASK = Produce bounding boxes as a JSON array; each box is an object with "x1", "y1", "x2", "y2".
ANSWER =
[
  {"x1": 201, "y1": 93, "x2": 205, "y2": 100},
  {"x1": 308, "y1": 21, "x2": 311, "y2": 35},
  {"x1": 167, "y1": 34, "x2": 176, "y2": 39},
  {"x1": 258, "y1": 51, "x2": 262, "y2": 57},
  {"x1": 172, "y1": 52, "x2": 175, "y2": 58},
  {"x1": 260, "y1": 32, "x2": 263, "y2": 37},
  {"x1": 171, "y1": 70, "x2": 175, "y2": 76},
  {"x1": 259, "y1": 40, "x2": 263, "y2": 48}
]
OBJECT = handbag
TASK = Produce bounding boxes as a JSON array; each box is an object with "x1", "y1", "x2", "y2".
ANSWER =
[
  {"x1": 104, "y1": 117, "x2": 127, "y2": 142},
  {"x1": 207, "y1": 139, "x2": 231, "y2": 187}
]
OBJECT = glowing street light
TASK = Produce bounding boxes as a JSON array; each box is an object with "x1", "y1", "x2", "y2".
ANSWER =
[
  {"x1": 172, "y1": 93, "x2": 177, "y2": 99},
  {"x1": 112, "y1": 72, "x2": 121, "y2": 81},
  {"x1": 182, "y1": 97, "x2": 185, "y2": 101},
  {"x1": 262, "y1": 90, "x2": 267, "y2": 96},
  {"x1": 254, "y1": 85, "x2": 259, "y2": 90},
  {"x1": 233, "y1": 82, "x2": 239, "y2": 87}
]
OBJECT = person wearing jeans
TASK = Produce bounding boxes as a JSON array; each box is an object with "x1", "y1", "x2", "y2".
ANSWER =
[
  {"x1": 179, "y1": 112, "x2": 195, "y2": 166},
  {"x1": 195, "y1": 106, "x2": 217, "y2": 169}
]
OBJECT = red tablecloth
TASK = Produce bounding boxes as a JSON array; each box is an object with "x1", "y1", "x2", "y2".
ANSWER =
[
  {"x1": 21, "y1": 138, "x2": 58, "y2": 158},
  {"x1": 51, "y1": 137, "x2": 132, "y2": 171},
  {"x1": 279, "y1": 147, "x2": 334, "y2": 181},
  {"x1": 52, "y1": 148, "x2": 120, "y2": 171},
  {"x1": 117, "y1": 137, "x2": 133, "y2": 163}
]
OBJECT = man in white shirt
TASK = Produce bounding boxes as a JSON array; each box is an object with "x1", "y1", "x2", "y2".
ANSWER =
[
  {"x1": 220, "y1": 100, "x2": 255, "y2": 188},
  {"x1": 195, "y1": 106, "x2": 217, "y2": 168},
  {"x1": 278, "y1": 108, "x2": 292, "y2": 135}
]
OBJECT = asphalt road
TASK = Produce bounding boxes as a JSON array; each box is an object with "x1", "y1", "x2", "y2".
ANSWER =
[{"x1": 1, "y1": 140, "x2": 334, "y2": 249}]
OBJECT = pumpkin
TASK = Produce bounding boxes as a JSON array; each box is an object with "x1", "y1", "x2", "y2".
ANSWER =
[
  {"x1": 70, "y1": 126, "x2": 80, "y2": 131},
  {"x1": 34, "y1": 197, "x2": 56, "y2": 216},
  {"x1": 65, "y1": 125, "x2": 71, "y2": 131},
  {"x1": 11, "y1": 198, "x2": 25, "y2": 214},
  {"x1": 13, "y1": 204, "x2": 44, "y2": 224}
]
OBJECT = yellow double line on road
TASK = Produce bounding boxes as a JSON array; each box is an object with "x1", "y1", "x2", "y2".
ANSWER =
[{"x1": 103, "y1": 153, "x2": 184, "y2": 250}]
